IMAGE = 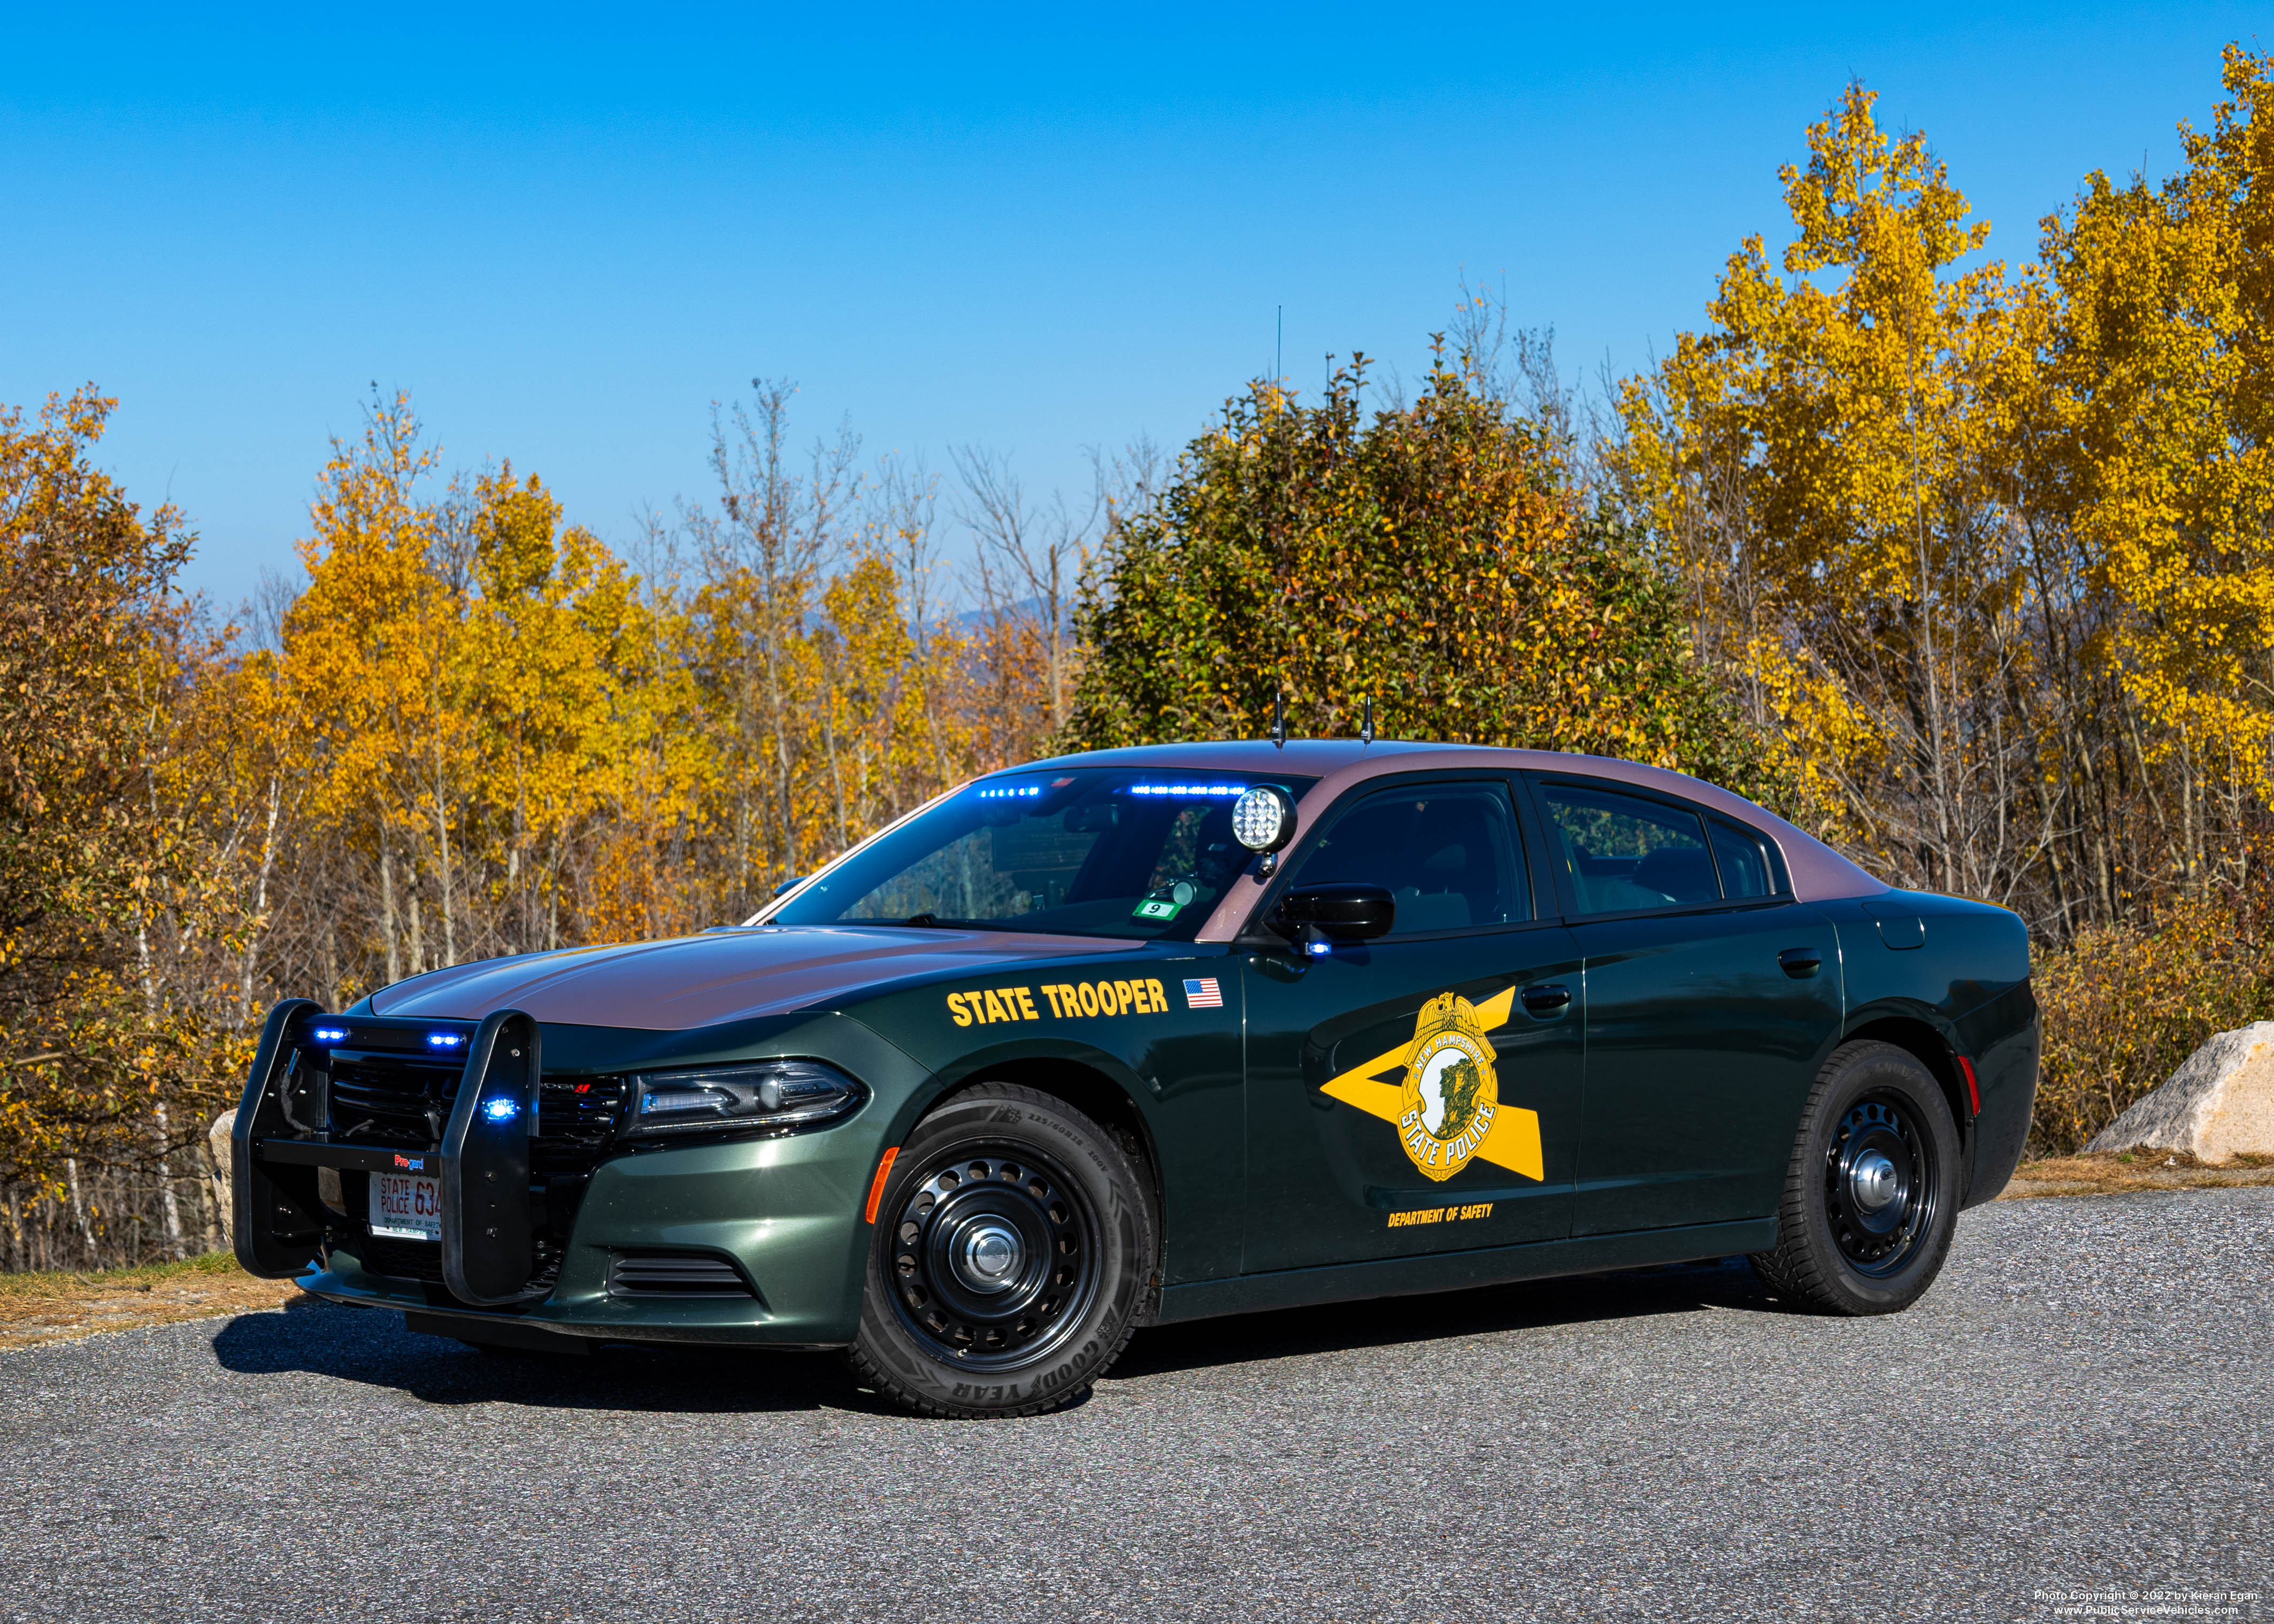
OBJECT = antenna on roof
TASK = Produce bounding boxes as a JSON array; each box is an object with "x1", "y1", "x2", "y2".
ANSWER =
[
  {"x1": 1361, "y1": 696, "x2": 1374, "y2": 745},
  {"x1": 1271, "y1": 690, "x2": 1286, "y2": 750}
]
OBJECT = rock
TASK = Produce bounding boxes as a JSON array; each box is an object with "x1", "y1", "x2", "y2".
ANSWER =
[
  {"x1": 2086, "y1": 1021, "x2": 2274, "y2": 1163},
  {"x1": 208, "y1": 1108, "x2": 236, "y2": 1242}
]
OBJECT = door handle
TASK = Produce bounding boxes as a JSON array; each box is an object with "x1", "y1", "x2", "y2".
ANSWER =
[
  {"x1": 1778, "y1": 948, "x2": 1824, "y2": 979},
  {"x1": 1520, "y1": 983, "x2": 1572, "y2": 1016}
]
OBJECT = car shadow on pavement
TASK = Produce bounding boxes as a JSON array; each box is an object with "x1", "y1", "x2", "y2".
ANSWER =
[
  {"x1": 209, "y1": 1294, "x2": 888, "y2": 1415},
  {"x1": 207, "y1": 1256, "x2": 1776, "y2": 1411},
  {"x1": 1109, "y1": 1254, "x2": 1778, "y2": 1381}
]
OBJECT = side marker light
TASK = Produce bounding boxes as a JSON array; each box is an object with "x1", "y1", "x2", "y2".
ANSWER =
[
  {"x1": 864, "y1": 1146, "x2": 901, "y2": 1225},
  {"x1": 1956, "y1": 1055, "x2": 1981, "y2": 1117}
]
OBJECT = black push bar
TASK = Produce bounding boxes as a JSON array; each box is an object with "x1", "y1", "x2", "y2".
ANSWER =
[{"x1": 232, "y1": 1000, "x2": 546, "y2": 1305}]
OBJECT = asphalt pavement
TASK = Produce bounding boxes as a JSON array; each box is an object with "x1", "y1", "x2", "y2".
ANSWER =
[{"x1": 2, "y1": 1188, "x2": 2269, "y2": 1623}]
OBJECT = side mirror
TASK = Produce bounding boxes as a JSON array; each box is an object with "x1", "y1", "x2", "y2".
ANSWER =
[{"x1": 1274, "y1": 883, "x2": 1395, "y2": 947}]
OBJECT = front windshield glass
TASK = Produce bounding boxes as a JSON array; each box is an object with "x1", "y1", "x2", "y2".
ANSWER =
[{"x1": 772, "y1": 767, "x2": 1318, "y2": 941}]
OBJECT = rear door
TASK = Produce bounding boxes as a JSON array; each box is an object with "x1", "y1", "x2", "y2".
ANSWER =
[
  {"x1": 1240, "y1": 775, "x2": 1585, "y2": 1273},
  {"x1": 1524, "y1": 774, "x2": 1843, "y2": 1235}
]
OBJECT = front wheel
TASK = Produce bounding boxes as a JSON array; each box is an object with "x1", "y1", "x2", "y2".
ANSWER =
[
  {"x1": 1751, "y1": 1040, "x2": 1961, "y2": 1315},
  {"x1": 848, "y1": 1083, "x2": 1156, "y2": 1418}
]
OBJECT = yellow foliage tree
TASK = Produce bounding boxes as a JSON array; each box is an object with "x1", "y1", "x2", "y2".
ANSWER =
[
  {"x1": 1614, "y1": 83, "x2": 2054, "y2": 902},
  {"x1": 2037, "y1": 45, "x2": 2274, "y2": 878},
  {"x1": 0, "y1": 388, "x2": 254, "y2": 1256}
]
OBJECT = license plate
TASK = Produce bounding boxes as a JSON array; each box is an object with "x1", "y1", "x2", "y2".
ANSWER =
[{"x1": 369, "y1": 1172, "x2": 443, "y2": 1242}]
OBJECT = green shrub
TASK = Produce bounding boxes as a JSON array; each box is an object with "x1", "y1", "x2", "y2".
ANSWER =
[{"x1": 2031, "y1": 892, "x2": 2273, "y2": 1154}]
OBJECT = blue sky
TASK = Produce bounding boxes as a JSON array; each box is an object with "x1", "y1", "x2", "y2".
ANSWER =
[{"x1": 2, "y1": 4, "x2": 2262, "y2": 611}]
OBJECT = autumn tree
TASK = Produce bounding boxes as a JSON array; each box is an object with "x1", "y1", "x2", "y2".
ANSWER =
[
  {"x1": 1611, "y1": 84, "x2": 2058, "y2": 904},
  {"x1": 0, "y1": 388, "x2": 239, "y2": 1256},
  {"x1": 2033, "y1": 45, "x2": 2274, "y2": 899},
  {"x1": 954, "y1": 444, "x2": 1096, "y2": 763},
  {"x1": 1066, "y1": 357, "x2": 1783, "y2": 800}
]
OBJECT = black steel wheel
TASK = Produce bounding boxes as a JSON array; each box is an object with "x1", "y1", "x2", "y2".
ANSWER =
[
  {"x1": 848, "y1": 1082, "x2": 1156, "y2": 1418},
  {"x1": 887, "y1": 1144, "x2": 1101, "y2": 1370},
  {"x1": 1824, "y1": 1094, "x2": 1936, "y2": 1276},
  {"x1": 1752, "y1": 1040, "x2": 1961, "y2": 1314}
]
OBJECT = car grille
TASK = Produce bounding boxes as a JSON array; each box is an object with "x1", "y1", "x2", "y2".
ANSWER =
[
  {"x1": 329, "y1": 1059, "x2": 462, "y2": 1145},
  {"x1": 327, "y1": 1055, "x2": 629, "y2": 1292},
  {"x1": 326, "y1": 1060, "x2": 627, "y2": 1166},
  {"x1": 534, "y1": 1076, "x2": 628, "y2": 1173},
  {"x1": 608, "y1": 1251, "x2": 756, "y2": 1299},
  {"x1": 359, "y1": 1234, "x2": 446, "y2": 1283}
]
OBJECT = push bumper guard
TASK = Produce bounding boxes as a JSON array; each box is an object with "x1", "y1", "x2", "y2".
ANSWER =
[{"x1": 232, "y1": 1000, "x2": 544, "y2": 1305}]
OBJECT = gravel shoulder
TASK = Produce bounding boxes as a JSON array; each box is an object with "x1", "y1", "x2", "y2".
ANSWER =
[
  {"x1": 1, "y1": 1187, "x2": 2269, "y2": 1623},
  {"x1": 0, "y1": 1254, "x2": 300, "y2": 1352},
  {"x1": 1996, "y1": 1151, "x2": 2274, "y2": 1200}
]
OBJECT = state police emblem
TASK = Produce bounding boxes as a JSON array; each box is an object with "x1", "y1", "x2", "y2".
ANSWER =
[
  {"x1": 1396, "y1": 991, "x2": 1500, "y2": 1182},
  {"x1": 1316, "y1": 985, "x2": 1544, "y2": 1185}
]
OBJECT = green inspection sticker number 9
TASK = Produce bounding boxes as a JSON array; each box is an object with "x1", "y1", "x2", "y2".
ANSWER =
[{"x1": 1130, "y1": 880, "x2": 1198, "y2": 923}]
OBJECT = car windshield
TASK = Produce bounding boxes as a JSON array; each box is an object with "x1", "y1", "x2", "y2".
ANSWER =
[{"x1": 771, "y1": 767, "x2": 1317, "y2": 941}]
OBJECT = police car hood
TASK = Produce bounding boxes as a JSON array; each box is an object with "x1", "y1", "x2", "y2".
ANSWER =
[{"x1": 365, "y1": 926, "x2": 1146, "y2": 1032}]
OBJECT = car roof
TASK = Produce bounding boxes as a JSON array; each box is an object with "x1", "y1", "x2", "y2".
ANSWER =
[{"x1": 998, "y1": 739, "x2": 1886, "y2": 933}]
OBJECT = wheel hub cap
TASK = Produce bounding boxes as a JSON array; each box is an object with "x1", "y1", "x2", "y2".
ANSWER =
[
  {"x1": 1849, "y1": 1149, "x2": 1899, "y2": 1212},
  {"x1": 955, "y1": 1221, "x2": 1024, "y2": 1292},
  {"x1": 1821, "y1": 1093, "x2": 1938, "y2": 1278},
  {"x1": 887, "y1": 1151, "x2": 1100, "y2": 1372}
]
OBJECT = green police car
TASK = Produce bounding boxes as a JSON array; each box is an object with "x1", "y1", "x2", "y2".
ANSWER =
[{"x1": 234, "y1": 741, "x2": 2039, "y2": 1417}]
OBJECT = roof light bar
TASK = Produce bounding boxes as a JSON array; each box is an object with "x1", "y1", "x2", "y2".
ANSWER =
[{"x1": 1128, "y1": 783, "x2": 1247, "y2": 798}]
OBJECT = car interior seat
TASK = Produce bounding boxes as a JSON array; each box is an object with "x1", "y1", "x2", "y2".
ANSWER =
[
  {"x1": 1392, "y1": 799, "x2": 1505, "y2": 932},
  {"x1": 1627, "y1": 844, "x2": 1719, "y2": 905}
]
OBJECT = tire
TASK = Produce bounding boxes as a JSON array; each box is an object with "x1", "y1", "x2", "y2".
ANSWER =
[
  {"x1": 847, "y1": 1083, "x2": 1156, "y2": 1419},
  {"x1": 1750, "y1": 1040, "x2": 1961, "y2": 1315}
]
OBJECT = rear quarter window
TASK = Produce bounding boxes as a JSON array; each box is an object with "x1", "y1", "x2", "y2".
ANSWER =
[{"x1": 1707, "y1": 818, "x2": 1778, "y2": 899}]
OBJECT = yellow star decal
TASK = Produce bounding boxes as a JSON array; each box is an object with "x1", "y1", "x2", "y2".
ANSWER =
[{"x1": 1316, "y1": 986, "x2": 1544, "y2": 1181}]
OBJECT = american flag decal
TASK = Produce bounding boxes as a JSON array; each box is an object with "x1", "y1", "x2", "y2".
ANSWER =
[{"x1": 1182, "y1": 977, "x2": 1223, "y2": 1009}]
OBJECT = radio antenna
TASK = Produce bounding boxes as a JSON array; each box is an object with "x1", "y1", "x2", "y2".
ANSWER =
[
  {"x1": 1361, "y1": 696, "x2": 1374, "y2": 745},
  {"x1": 1271, "y1": 690, "x2": 1286, "y2": 749}
]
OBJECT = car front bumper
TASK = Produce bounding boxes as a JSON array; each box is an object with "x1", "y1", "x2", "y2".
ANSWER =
[
  {"x1": 234, "y1": 1004, "x2": 928, "y2": 1347},
  {"x1": 302, "y1": 1119, "x2": 882, "y2": 1347}
]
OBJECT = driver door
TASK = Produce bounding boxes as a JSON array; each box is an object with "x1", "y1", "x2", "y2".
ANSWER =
[{"x1": 1240, "y1": 777, "x2": 1585, "y2": 1274}]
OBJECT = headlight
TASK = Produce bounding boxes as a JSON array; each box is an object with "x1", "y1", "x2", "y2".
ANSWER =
[{"x1": 622, "y1": 1059, "x2": 866, "y2": 1140}]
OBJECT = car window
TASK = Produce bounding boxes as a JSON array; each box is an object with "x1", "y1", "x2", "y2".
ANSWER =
[
  {"x1": 771, "y1": 768, "x2": 1316, "y2": 941},
  {"x1": 1284, "y1": 781, "x2": 1527, "y2": 934},
  {"x1": 1708, "y1": 818, "x2": 1776, "y2": 899},
  {"x1": 1540, "y1": 781, "x2": 1719, "y2": 914}
]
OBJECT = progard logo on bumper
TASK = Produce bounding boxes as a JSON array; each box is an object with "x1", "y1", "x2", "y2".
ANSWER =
[{"x1": 1318, "y1": 986, "x2": 1545, "y2": 1187}]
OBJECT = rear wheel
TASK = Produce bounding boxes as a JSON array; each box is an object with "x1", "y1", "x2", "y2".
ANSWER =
[
  {"x1": 1751, "y1": 1040, "x2": 1960, "y2": 1315},
  {"x1": 848, "y1": 1083, "x2": 1155, "y2": 1418}
]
